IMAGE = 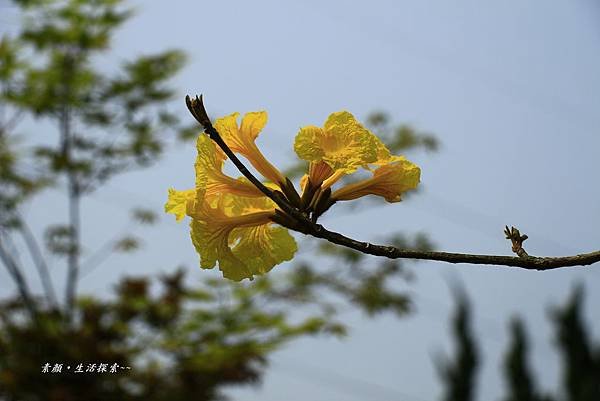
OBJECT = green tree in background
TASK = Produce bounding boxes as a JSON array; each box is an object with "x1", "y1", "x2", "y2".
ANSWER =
[
  {"x1": 0, "y1": 0, "x2": 436, "y2": 399},
  {"x1": 440, "y1": 286, "x2": 600, "y2": 401},
  {"x1": 0, "y1": 0, "x2": 189, "y2": 317},
  {"x1": 0, "y1": 270, "x2": 348, "y2": 400},
  {"x1": 437, "y1": 286, "x2": 479, "y2": 401}
]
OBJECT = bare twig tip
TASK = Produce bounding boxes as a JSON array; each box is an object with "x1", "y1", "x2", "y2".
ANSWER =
[
  {"x1": 185, "y1": 94, "x2": 212, "y2": 129},
  {"x1": 504, "y1": 225, "x2": 529, "y2": 258}
]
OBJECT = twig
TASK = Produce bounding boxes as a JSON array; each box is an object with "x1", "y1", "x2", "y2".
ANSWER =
[
  {"x1": 304, "y1": 225, "x2": 600, "y2": 270},
  {"x1": 19, "y1": 221, "x2": 58, "y2": 307},
  {"x1": 186, "y1": 96, "x2": 308, "y2": 222},
  {"x1": 0, "y1": 235, "x2": 38, "y2": 318},
  {"x1": 186, "y1": 95, "x2": 600, "y2": 271},
  {"x1": 80, "y1": 224, "x2": 134, "y2": 279}
]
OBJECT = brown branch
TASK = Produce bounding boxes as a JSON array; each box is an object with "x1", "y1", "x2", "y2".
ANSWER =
[
  {"x1": 303, "y1": 224, "x2": 600, "y2": 270},
  {"x1": 186, "y1": 95, "x2": 600, "y2": 271},
  {"x1": 186, "y1": 96, "x2": 306, "y2": 221}
]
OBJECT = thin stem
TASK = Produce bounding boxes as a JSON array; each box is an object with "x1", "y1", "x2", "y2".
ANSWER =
[
  {"x1": 19, "y1": 220, "x2": 58, "y2": 307},
  {"x1": 0, "y1": 235, "x2": 38, "y2": 318},
  {"x1": 186, "y1": 94, "x2": 600, "y2": 271},
  {"x1": 186, "y1": 95, "x2": 304, "y2": 219},
  {"x1": 64, "y1": 110, "x2": 81, "y2": 318},
  {"x1": 65, "y1": 176, "x2": 81, "y2": 316},
  {"x1": 304, "y1": 225, "x2": 600, "y2": 270},
  {"x1": 80, "y1": 223, "x2": 134, "y2": 279},
  {"x1": 57, "y1": 59, "x2": 80, "y2": 319}
]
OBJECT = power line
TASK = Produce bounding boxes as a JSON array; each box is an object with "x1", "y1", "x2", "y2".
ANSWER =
[
  {"x1": 303, "y1": 1, "x2": 599, "y2": 131},
  {"x1": 320, "y1": 188, "x2": 577, "y2": 256},
  {"x1": 274, "y1": 357, "x2": 429, "y2": 401}
]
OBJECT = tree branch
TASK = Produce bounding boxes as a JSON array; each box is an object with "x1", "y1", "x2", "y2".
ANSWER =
[
  {"x1": 19, "y1": 220, "x2": 58, "y2": 307},
  {"x1": 0, "y1": 235, "x2": 38, "y2": 318},
  {"x1": 186, "y1": 95, "x2": 600, "y2": 271},
  {"x1": 186, "y1": 95, "x2": 298, "y2": 217},
  {"x1": 60, "y1": 57, "x2": 81, "y2": 319},
  {"x1": 79, "y1": 224, "x2": 133, "y2": 279}
]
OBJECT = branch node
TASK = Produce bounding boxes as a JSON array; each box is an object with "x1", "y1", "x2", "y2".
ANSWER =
[
  {"x1": 504, "y1": 225, "x2": 529, "y2": 258},
  {"x1": 185, "y1": 95, "x2": 212, "y2": 131}
]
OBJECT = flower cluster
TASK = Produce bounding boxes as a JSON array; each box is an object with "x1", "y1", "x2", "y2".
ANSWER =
[{"x1": 166, "y1": 110, "x2": 420, "y2": 281}]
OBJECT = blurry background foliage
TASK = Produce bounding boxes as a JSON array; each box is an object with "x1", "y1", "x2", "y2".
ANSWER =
[
  {"x1": 0, "y1": 0, "x2": 598, "y2": 400},
  {"x1": 438, "y1": 286, "x2": 600, "y2": 401},
  {"x1": 0, "y1": 0, "x2": 435, "y2": 399}
]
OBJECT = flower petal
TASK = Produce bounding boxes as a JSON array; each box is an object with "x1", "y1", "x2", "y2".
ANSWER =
[
  {"x1": 332, "y1": 157, "x2": 421, "y2": 202},
  {"x1": 308, "y1": 161, "x2": 334, "y2": 186},
  {"x1": 294, "y1": 126, "x2": 326, "y2": 162},
  {"x1": 240, "y1": 111, "x2": 268, "y2": 141},
  {"x1": 294, "y1": 111, "x2": 379, "y2": 181},
  {"x1": 165, "y1": 188, "x2": 195, "y2": 221},
  {"x1": 213, "y1": 112, "x2": 244, "y2": 153},
  {"x1": 231, "y1": 225, "x2": 297, "y2": 275},
  {"x1": 370, "y1": 134, "x2": 392, "y2": 166},
  {"x1": 188, "y1": 192, "x2": 295, "y2": 281},
  {"x1": 321, "y1": 111, "x2": 378, "y2": 172},
  {"x1": 190, "y1": 217, "x2": 252, "y2": 281},
  {"x1": 189, "y1": 200, "x2": 275, "y2": 281},
  {"x1": 195, "y1": 134, "x2": 264, "y2": 201},
  {"x1": 213, "y1": 111, "x2": 285, "y2": 185}
]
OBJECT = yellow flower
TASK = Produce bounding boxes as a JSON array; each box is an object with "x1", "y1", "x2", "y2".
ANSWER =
[
  {"x1": 294, "y1": 111, "x2": 380, "y2": 189},
  {"x1": 370, "y1": 135, "x2": 393, "y2": 167},
  {"x1": 164, "y1": 134, "x2": 264, "y2": 221},
  {"x1": 164, "y1": 188, "x2": 195, "y2": 221},
  {"x1": 194, "y1": 134, "x2": 264, "y2": 200},
  {"x1": 188, "y1": 195, "x2": 297, "y2": 281},
  {"x1": 332, "y1": 156, "x2": 421, "y2": 203},
  {"x1": 214, "y1": 111, "x2": 286, "y2": 186},
  {"x1": 165, "y1": 127, "x2": 297, "y2": 281},
  {"x1": 166, "y1": 106, "x2": 424, "y2": 281}
]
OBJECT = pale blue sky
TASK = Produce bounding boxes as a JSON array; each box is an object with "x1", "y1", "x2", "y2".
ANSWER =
[{"x1": 2, "y1": 1, "x2": 600, "y2": 400}]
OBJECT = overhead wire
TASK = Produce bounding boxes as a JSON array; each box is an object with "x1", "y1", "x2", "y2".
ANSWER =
[{"x1": 273, "y1": 357, "x2": 429, "y2": 401}]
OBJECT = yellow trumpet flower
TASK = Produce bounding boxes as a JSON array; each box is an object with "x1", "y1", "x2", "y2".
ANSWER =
[
  {"x1": 165, "y1": 115, "x2": 297, "y2": 281},
  {"x1": 332, "y1": 156, "x2": 421, "y2": 203},
  {"x1": 188, "y1": 195, "x2": 297, "y2": 281},
  {"x1": 164, "y1": 188, "x2": 196, "y2": 222},
  {"x1": 214, "y1": 111, "x2": 286, "y2": 186},
  {"x1": 164, "y1": 134, "x2": 265, "y2": 222},
  {"x1": 195, "y1": 134, "x2": 264, "y2": 199},
  {"x1": 167, "y1": 106, "x2": 422, "y2": 281},
  {"x1": 294, "y1": 111, "x2": 386, "y2": 189}
]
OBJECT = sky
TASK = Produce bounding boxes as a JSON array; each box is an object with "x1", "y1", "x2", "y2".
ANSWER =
[{"x1": 2, "y1": 1, "x2": 600, "y2": 400}]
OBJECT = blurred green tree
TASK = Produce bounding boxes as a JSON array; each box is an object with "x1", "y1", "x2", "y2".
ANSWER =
[
  {"x1": 439, "y1": 286, "x2": 599, "y2": 401},
  {"x1": 0, "y1": 0, "x2": 438, "y2": 399},
  {"x1": 437, "y1": 286, "x2": 479, "y2": 401},
  {"x1": 0, "y1": 270, "x2": 348, "y2": 400},
  {"x1": 0, "y1": 0, "x2": 190, "y2": 318}
]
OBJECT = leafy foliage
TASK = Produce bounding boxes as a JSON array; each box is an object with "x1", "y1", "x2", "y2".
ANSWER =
[
  {"x1": 0, "y1": 270, "x2": 344, "y2": 401},
  {"x1": 0, "y1": 0, "x2": 190, "y2": 232},
  {"x1": 439, "y1": 286, "x2": 600, "y2": 401},
  {"x1": 437, "y1": 286, "x2": 479, "y2": 401},
  {"x1": 0, "y1": 0, "x2": 442, "y2": 399},
  {"x1": 0, "y1": 0, "x2": 192, "y2": 316},
  {"x1": 502, "y1": 318, "x2": 552, "y2": 401}
]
